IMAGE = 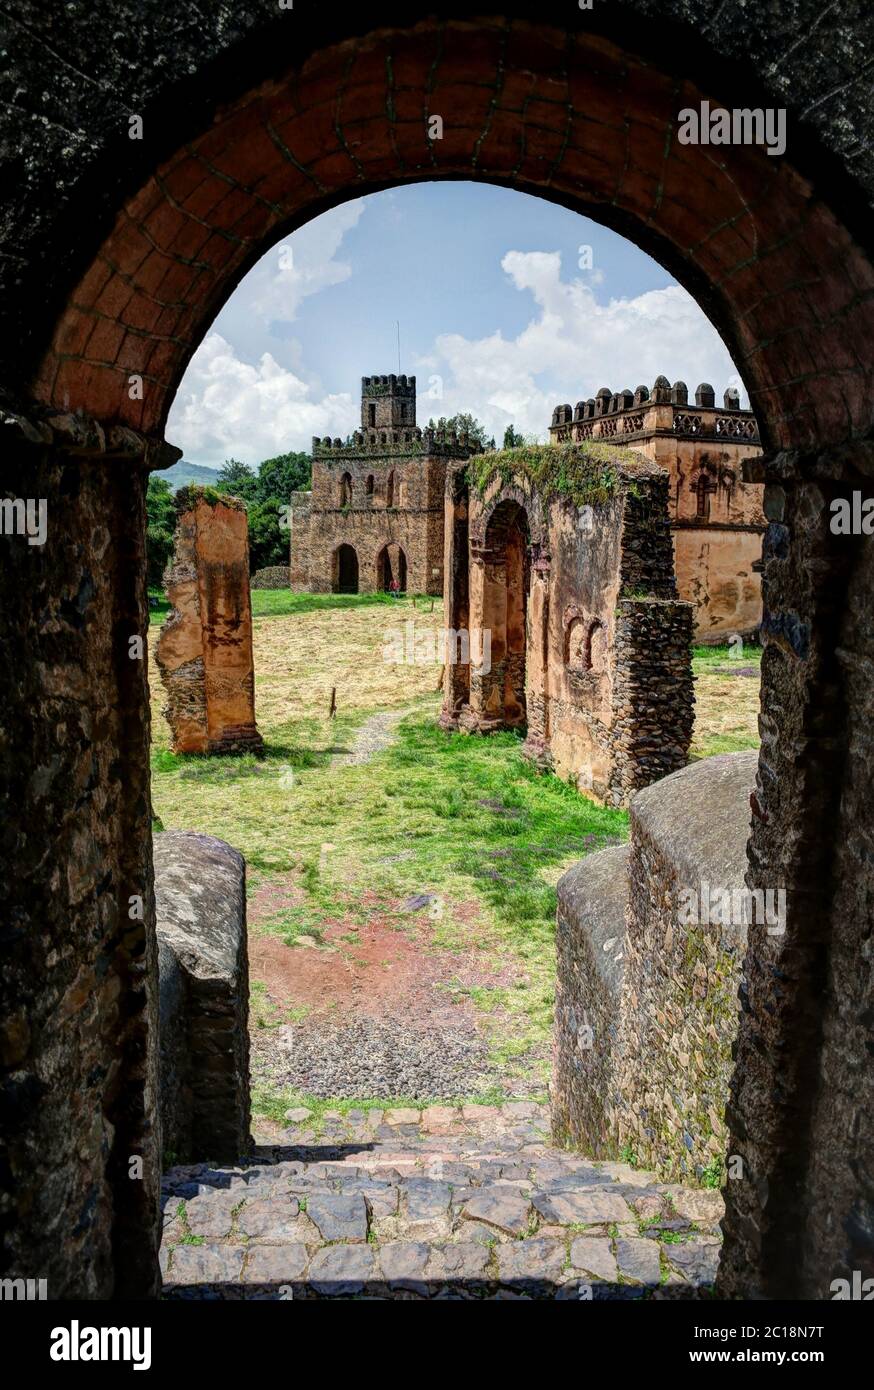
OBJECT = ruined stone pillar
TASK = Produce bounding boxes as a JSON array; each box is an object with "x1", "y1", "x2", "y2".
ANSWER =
[{"x1": 157, "y1": 487, "x2": 264, "y2": 756}]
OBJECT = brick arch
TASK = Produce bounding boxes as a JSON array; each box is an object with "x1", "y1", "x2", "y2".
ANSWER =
[{"x1": 31, "y1": 18, "x2": 874, "y2": 451}]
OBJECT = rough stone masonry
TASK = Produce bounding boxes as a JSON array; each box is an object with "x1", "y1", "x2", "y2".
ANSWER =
[{"x1": 156, "y1": 486, "x2": 264, "y2": 755}]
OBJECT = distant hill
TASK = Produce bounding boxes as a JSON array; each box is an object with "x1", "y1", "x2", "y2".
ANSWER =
[{"x1": 160, "y1": 460, "x2": 222, "y2": 490}]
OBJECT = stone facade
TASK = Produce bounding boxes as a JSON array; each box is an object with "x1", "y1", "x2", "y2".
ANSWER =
[
  {"x1": 155, "y1": 831, "x2": 251, "y2": 1165},
  {"x1": 156, "y1": 487, "x2": 264, "y2": 755},
  {"x1": 441, "y1": 445, "x2": 694, "y2": 807},
  {"x1": 289, "y1": 374, "x2": 481, "y2": 597},
  {"x1": 553, "y1": 751, "x2": 759, "y2": 1182},
  {"x1": 550, "y1": 379, "x2": 766, "y2": 641}
]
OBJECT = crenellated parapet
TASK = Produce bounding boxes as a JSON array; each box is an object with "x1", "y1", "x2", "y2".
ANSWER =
[
  {"x1": 312, "y1": 427, "x2": 483, "y2": 460},
  {"x1": 361, "y1": 372, "x2": 416, "y2": 397},
  {"x1": 549, "y1": 377, "x2": 759, "y2": 444}
]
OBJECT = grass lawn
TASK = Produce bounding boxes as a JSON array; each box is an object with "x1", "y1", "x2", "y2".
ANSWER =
[
  {"x1": 689, "y1": 640, "x2": 762, "y2": 759},
  {"x1": 147, "y1": 592, "x2": 760, "y2": 1113}
]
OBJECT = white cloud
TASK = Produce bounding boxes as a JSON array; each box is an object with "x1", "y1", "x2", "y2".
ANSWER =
[
  {"x1": 167, "y1": 200, "x2": 368, "y2": 465},
  {"x1": 251, "y1": 199, "x2": 366, "y2": 324},
  {"x1": 417, "y1": 250, "x2": 745, "y2": 441},
  {"x1": 167, "y1": 333, "x2": 353, "y2": 465}
]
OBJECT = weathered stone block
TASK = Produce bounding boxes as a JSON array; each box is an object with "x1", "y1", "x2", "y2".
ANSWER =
[
  {"x1": 155, "y1": 831, "x2": 250, "y2": 1164},
  {"x1": 553, "y1": 751, "x2": 758, "y2": 1182}
]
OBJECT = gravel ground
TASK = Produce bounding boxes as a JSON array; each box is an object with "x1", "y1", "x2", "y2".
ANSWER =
[{"x1": 251, "y1": 1015, "x2": 512, "y2": 1099}]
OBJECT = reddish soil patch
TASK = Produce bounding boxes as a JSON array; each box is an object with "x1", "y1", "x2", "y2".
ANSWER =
[{"x1": 250, "y1": 888, "x2": 521, "y2": 1036}]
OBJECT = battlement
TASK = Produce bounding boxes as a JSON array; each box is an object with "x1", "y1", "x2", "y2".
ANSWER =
[
  {"x1": 549, "y1": 377, "x2": 759, "y2": 444},
  {"x1": 361, "y1": 372, "x2": 418, "y2": 430},
  {"x1": 361, "y1": 373, "x2": 416, "y2": 396},
  {"x1": 312, "y1": 426, "x2": 483, "y2": 459}
]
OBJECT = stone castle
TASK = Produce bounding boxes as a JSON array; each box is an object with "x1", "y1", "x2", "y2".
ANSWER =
[
  {"x1": 290, "y1": 371, "x2": 765, "y2": 640},
  {"x1": 288, "y1": 374, "x2": 482, "y2": 596},
  {"x1": 550, "y1": 377, "x2": 765, "y2": 639}
]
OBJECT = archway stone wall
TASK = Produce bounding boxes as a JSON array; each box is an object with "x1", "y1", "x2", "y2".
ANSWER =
[
  {"x1": 445, "y1": 452, "x2": 694, "y2": 805},
  {"x1": 2, "y1": 3, "x2": 874, "y2": 1302}
]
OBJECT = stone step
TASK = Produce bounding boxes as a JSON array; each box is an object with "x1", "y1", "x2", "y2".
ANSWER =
[{"x1": 160, "y1": 1103, "x2": 724, "y2": 1299}]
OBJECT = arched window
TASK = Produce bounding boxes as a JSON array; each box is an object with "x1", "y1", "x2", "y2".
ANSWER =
[
  {"x1": 696, "y1": 473, "x2": 712, "y2": 519},
  {"x1": 368, "y1": 403, "x2": 376, "y2": 427},
  {"x1": 365, "y1": 474, "x2": 374, "y2": 498},
  {"x1": 339, "y1": 471, "x2": 352, "y2": 506},
  {"x1": 386, "y1": 470, "x2": 395, "y2": 507}
]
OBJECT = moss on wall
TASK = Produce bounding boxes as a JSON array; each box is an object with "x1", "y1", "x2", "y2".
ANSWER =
[{"x1": 468, "y1": 441, "x2": 648, "y2": 508}]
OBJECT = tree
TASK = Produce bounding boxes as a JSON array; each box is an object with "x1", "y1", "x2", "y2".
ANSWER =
[
  {"x1": 216, "y1": 457, "x2": 258, "y2": 501},
  {"x1": 145, "y1": 476, "x2": 176, "y2": 588},
  {"x1": 503, "y1": 424, "x2": 525, "y2": 449},
  {"x1": 427, "y1": 412, "x2": 492, "y2": 448},
  {"x1": 247, "y1": 496, "x2": 288, "y2": 572},
  {"x1": 257, "y1": 450, "x2": 311, "y2": 500}
]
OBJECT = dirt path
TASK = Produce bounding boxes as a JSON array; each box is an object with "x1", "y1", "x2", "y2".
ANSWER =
[{"x1": 331, "y1": 706, "x2": 416, "y2": 767}]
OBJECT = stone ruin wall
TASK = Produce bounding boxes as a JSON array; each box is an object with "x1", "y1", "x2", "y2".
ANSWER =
[
  {"x1": 553, "y1": 751, "x2": 759, "y2": 1184},
  {"x1": 156, "y1": 487, "x2": 263, "y2": 755},
  {"x1": 251, "y1": 565, "x2": 292, "y2": 590},
  {"x1": 442, "y1": 453, "x2": 694, "y2": 808}
]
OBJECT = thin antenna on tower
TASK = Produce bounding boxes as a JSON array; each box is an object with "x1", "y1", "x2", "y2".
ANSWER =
[{"x1": 396, "y1": 320, "x2": 401, "y2": 374}]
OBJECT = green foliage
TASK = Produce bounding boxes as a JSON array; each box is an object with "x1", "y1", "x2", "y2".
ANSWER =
[
  {"x1": 216, "y1": 457, "x2": 258, "y2": 498},
  {"x1": 145, "y1": 476, "x2": 176, "y2": 588},
  {"x1": 426, "y1": 412, "x2": 493, "y2": 449},
  {"x1": 700, "y1": 1156, "x2": 724, "y2": 1190},
  {"x1": 214, "y1": 452, "x2": 312, "y2": 571},
  {"x1": 467, "y1": 440, "x2": 644, "y2": 508},
  {"x1": 248, "y1": 496, "x2": 287, "y2": 571},
  {"x1": 256, "y1": 450, "x2": 311, "y2": 500},
  {"x1": 502, "y1": 423, "x2": 526, "y2": 449}
]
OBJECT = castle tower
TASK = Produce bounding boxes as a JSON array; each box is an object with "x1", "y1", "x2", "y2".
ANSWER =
[{"x1": 361, "y1": 373, "x2": 417, "y2": 433}]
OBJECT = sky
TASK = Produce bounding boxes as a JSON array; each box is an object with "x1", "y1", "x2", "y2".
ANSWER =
[{"x1": 166, "y1": 181, "x2": 748, "y2": 469}]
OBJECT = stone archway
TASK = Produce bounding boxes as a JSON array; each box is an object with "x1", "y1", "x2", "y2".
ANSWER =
[
  {"x1": 376, "y1": 542, "x2": 407, "y2": 593},
  {"x1": 332, "y1": 543, "x2": 359, "y2": 594},
  {"x1": 3, "y1": 5, "x2": 874, "y2": 1302}
]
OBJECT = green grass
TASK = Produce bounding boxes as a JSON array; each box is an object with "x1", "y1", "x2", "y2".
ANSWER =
[
  {"x1": 148, "y1": 585, "x2": 432, "y2": 625},
  {"x1": 691, "y1": 640, "x2": 761, "y2": 669},
  {"x1": 151, "y1": 708, "x2": 627, "y2": 1098},
  {"x1": 251, "y1": 1083, "x2": 546, "y2": 1132}
]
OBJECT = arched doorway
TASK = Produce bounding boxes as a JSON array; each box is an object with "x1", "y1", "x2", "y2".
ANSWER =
[
  {"x1": 479, "y1": 500, "x2": 530, "y2": 728},
  {"x1": 377, "y1": 542, "x2": 407, "y2": 593},
  {"x1": 7, "y1": 7, "x2": 874, "y2": 1304},
  {"x1": 332, "y1": 543, "x2": 359, "y2": 594}
]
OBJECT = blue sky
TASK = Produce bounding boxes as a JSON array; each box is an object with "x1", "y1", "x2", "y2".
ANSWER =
[{"x1": 167, "y1": 182, "x2": 746, "y2": 468}]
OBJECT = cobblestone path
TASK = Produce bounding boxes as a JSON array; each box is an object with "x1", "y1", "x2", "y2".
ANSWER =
[{"x1": 161, "y1": 1103, "x2": 723, "y2": 1299}]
